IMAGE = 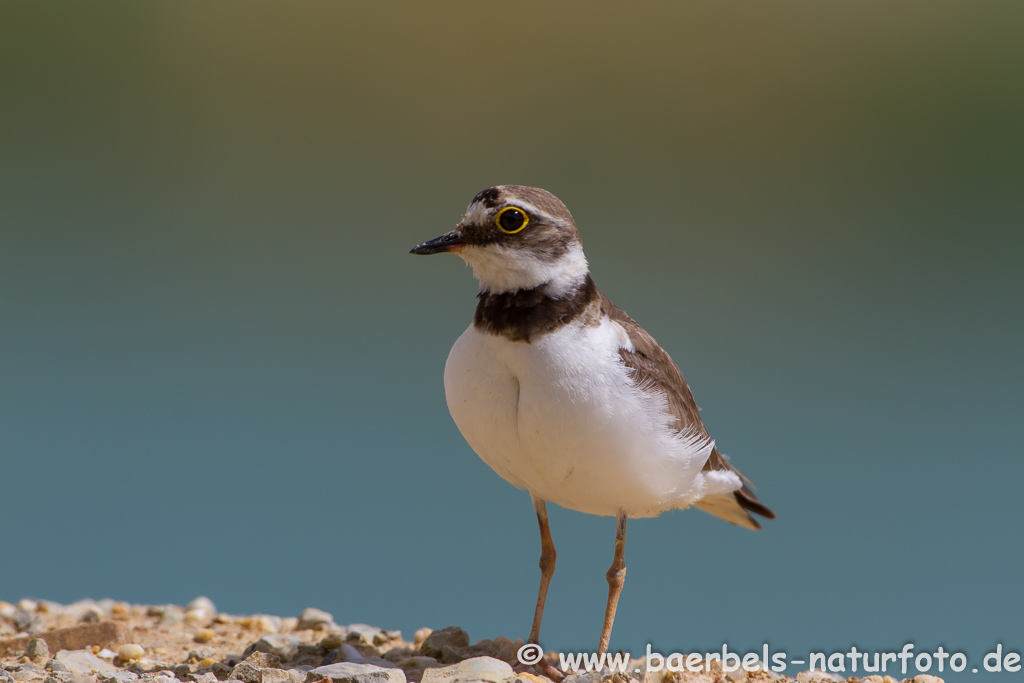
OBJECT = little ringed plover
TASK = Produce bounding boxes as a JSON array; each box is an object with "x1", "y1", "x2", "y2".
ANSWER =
[{"x1": 411, "y1": 185, "x2": 775, "y2": 658}]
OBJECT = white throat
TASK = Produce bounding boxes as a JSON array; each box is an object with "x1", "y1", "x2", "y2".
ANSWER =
[{"x1": 460, "y1": 242, "x2": 589, "y2": 297}]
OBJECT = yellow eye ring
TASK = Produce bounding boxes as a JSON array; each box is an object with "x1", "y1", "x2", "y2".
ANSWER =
[{"x1": 495, "y1": 206, "x2": 530, "y2": 234}]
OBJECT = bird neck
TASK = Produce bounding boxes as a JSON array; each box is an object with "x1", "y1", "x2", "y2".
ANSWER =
[{"x1": 473, "y1": 275, "x2": 600, "y2": 343}]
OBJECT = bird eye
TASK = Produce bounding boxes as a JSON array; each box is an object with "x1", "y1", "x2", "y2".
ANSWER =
[{"x1": 495, "y1": 206, "x2": 529, "y2": 234}]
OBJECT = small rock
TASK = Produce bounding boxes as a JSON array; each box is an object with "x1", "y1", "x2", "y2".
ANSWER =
[
  {"x1": 11, "y1": 665, "x2": 47, "y2": 683},
  {"x1": 189, "y1": 674, "x2": 218, "y2": 683},
  {"x1": 52, "y1": 650, "x2": 118, "y2": 676},
  {"x1": 319, "y1": 635, "x2": 344, "y2": 652},
  {"x1": 513, "y1": 675, "x2": 550, "y2": 683},
  {"x1": 193, "y1": 630, "x2": 216, "y2": 645},
  {"x1": 796, "y1": 672, "x2": 845, "y2": 683},
  {"x1": 258, "y1": 670, "x2": 301, "y2": 683},
  {"x1": 338, "y1": 646, "x2": 369, "y2": 663},
  {"x1": 913, "y1": 677, "x2": 944, "y2": 683},
  {"x1": 44, "y1": 660, "x2": 69, "y2": 674},
  {"x1": 311, "y1": 663, "x2": 405, "y2": 683},
  {"x1": 185, "y1": 610, "x2": 210, "y2": 625},
  {"x1": 412, "y1": 631, "x2": 431, "y2": 648},
  {"x1": 417, "y1": 629, "x2": 469, "y2": 664},
  {"x1": 187, "y1": 648, "x2": 217, "y2": 664},
  {"x1": 97, "y1": 671, "x2": 139, "y2": 683},
  {"x1": 297, "y1": 611, "x2": 333, "y2": 632},
  {"x1": 246, "y1": 635, "x2": 302, "y2": 661},
  {"x1": 244, "y1": 616, "x2": 281, "y2": 634},
  {"x1": 97, "y1": 649, "x2": 117, "y2": 660},
  {"x1": 396, "y1": 657, "x2": 438, "y2": 683},
  {"x1": 345, "y1": 627, "x2": 385, "y2": 647},
  {"x1": 419, "y1": 657, "x2": 514, "y2": 683},
  {"x1": 561, "y1": 673, "x2": 605, "y2": 683},
  {"x1": 158, "y1": 607, "x2": 186, "y2": 627},
  {"x1": 231, "y1": 652, "x2": 285, "y2": 683},
  {"x1": 461, "y1": 640, "x2": 501, "y2": 661},
  {"x1": 118, "y1": 645, "x2": 146, "y2": 663},
  {"x1": 187, "y1": 598, "x2": 218, "y2": 618},
  {"x1": 25, "y1": 639, "x2": 50, "y2": 661},
  {"x1": 1, "y1": 608, "x2": 35, "y2": 632}
]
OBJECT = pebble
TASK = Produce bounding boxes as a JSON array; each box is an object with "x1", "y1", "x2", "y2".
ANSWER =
[
  {"x1": 419, "y1": 657, "x2": 514, "y2": 683},
  {"x1": 193, "y1": 630, "x2": 216, "y2": 645},
  {"x1": 412, "y1": 630, "x2": 431, "y2": 647},
  {"x1": 513, "y1": 674, "x2": 550, "y2": 683},
  {"x1": 184, "y1": 611, "x2": 210, "y2": 626},
  {"x1": 11, "y1": 664, "x2": 47, "y2": 683},
  {"x1": 395, "y1": 657, "x2": 439, "y2": 682},
  {"x1": 53, "y1": 650, "x2": 118, "y2": 676},
  {"x1": 0, "y1": 607, "x2": 35, "y2": 632},
  {"x1": 185, "y1": 649, "x2": 215, "y2": 664},
  {"x1": 319, "y1": 635, "x2": 344, "y2": 651},
  {"x1": 44, "y1": 659, "x2": 69, "y2": 674},
  {"x1": 246, "y1": 635, "x2": 301, "y2": 661},
  {"x1": 344, "y1": 626, "x2": 384, "y2": 647},
  {"x1": 24, "y1": 640, "x2": 49, "y2": 661},
  {"x1": 158, "y1": 607, "x2": 185, "y2": 628},
  {"x1": 187, "y1": 599, "x2": 217, "y2": 619},
  {"x1": 416, "y1": 628, "x2": 469, "y2": 665},
  {"x1": 312, "y1": 662, "x2": 406, "y2": 683},
  {"x1": 296, "y1": 611, "x2": 333, "y2": 632},
  {"x1": 118, "y1": 646, "x2": 146, "y2": 663},
  {"x1": 795, "y1": 672, "x2": 845, "y2": 683},
  {"x1": 237, "y1": 616, "x2": 280, "y2": 634},
  {"x1": 97, "y1": 671, "x2": 139, "y2": 683},
  {"x1": 231, "y1": 652, "x2": 284, "y2": 683}
]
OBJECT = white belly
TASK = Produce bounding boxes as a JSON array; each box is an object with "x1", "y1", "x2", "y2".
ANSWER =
[{"x1": 443, "y1": 318, "x2": 721, "y2": 518}]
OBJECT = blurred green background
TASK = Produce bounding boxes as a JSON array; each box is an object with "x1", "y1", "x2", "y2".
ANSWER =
[{"x1": 2, "y1": 1, "x2": 1022, "y2": 677}]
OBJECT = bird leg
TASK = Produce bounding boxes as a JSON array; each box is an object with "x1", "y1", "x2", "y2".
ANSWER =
[
  {"x1": 597, "y1": 513, "x2": 627, "y2": 656},
  {"x1": 527, "y1": 496, "x2": 565, "y2": 681},
  {"x1": 528, "y1": 495, "x2": 557, "y2": 645}
]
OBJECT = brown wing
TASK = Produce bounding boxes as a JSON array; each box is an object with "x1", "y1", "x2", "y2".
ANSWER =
[{"x1": 598, "y1": 292, "x2": 775, "y2": 530}]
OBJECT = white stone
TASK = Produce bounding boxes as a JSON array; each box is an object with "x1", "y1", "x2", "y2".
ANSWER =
[
  {"x1": 53, "y1": 650, "x2": 118, "y2": 676},
  {"x1": 297, "y1": 608, "x2": 333, "y2": 630},
  {"x1": 118, "y1": 644, "x2": 145, "y2": 662},
  {"x1": 312, "y1": 662, "x2": 406, "y2": 683},
  {"x1": 187, "y1": 597, "x2": 218, "y2": 616},
  {"x1": 420, "y1": 657, "x2": 515, "y2": 683}
]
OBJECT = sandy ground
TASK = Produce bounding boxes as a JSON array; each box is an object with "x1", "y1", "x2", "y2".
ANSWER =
[{"x1": 0, "y1": 599, "x2": 940, "y2": 683}]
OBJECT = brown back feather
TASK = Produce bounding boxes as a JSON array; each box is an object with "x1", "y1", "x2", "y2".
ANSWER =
[{"x1": 598, "y1": 292, "x2": 775, "y2": 527}]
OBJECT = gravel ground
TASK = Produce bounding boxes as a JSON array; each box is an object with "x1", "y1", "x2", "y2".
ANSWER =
[{"x1": 0, "y1": 599, "x2": 940, "y2": 683}]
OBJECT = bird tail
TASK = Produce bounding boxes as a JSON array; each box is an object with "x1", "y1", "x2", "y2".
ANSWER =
[{"x1": 694, "y1": 448, "x2": 776, "y2": 530}]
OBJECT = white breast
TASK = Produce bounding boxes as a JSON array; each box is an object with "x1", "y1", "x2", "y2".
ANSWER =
[{"x1": 443, "y1": 317, "x2": 731, "y2": 518}]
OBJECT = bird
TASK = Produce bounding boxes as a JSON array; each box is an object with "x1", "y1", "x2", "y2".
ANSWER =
[{"x1": 410, "y1": 185, "x2": 774, "y2": 659}]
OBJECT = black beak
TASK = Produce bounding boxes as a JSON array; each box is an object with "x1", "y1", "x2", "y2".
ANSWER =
[{"x1": 410, "y1": 230, "x2": 467, "y2": 255}]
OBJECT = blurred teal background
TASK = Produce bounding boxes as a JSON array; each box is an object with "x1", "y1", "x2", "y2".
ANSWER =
[{"x1": 2, "y1": 1, "x2": 1022, "y2": 677}]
